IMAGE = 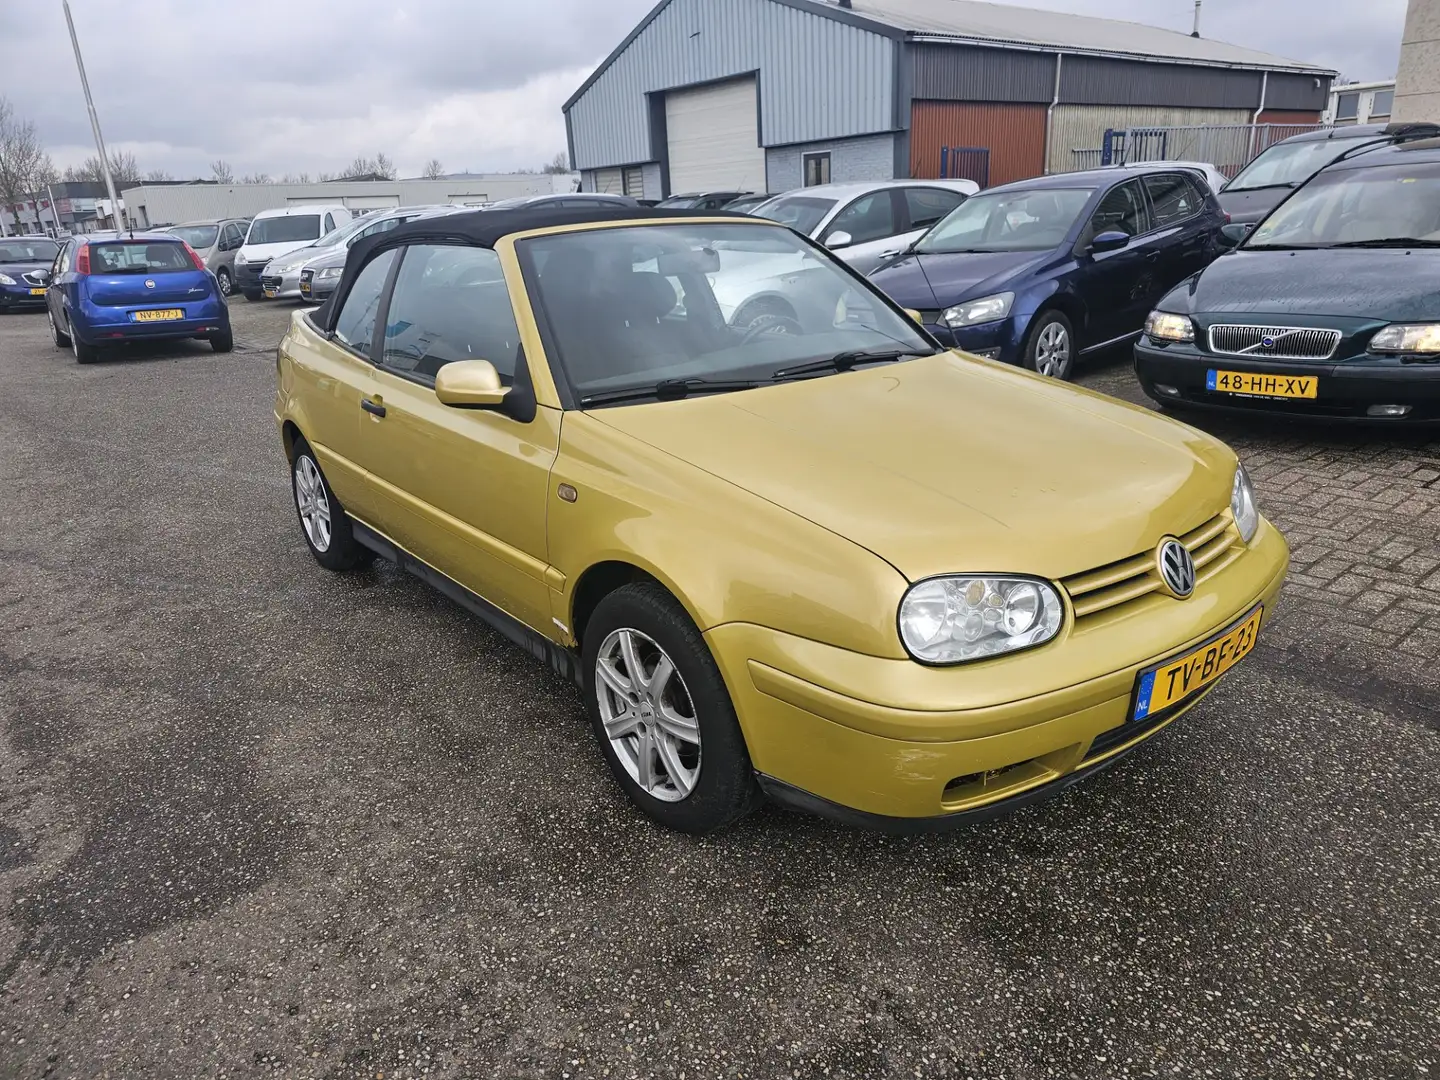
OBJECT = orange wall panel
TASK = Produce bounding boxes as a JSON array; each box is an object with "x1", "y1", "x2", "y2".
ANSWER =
[{"x1": 910, "y1": 101, "x2": 1049, "y2": 186}]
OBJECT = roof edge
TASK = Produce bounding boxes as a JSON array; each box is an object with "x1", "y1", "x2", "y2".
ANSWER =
[{"x1": 907, "y1": 32, "x2": 1336, "y2": 76}]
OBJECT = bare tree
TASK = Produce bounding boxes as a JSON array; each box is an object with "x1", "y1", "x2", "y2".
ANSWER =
[
  {"x1": 210, "y1": 159, "x2": 234, "y2": 183},
  {"x1": 374, "y1": 151, "x2": 397, "y2": 180},
  {"x1": 239, "y1": 172, "x2": 272, "y2": 185},
  {"x1": 316, "y1": 171, "x2": 336, "y2": 182},
  {"x1": 63, "y1": 150, "x2": 142, "y2": 186},
  {"x1": 0, "y1": 96, "x2": 57, "y2": 225},
  {"x1": 542, "y1": 151, "x2": 571, "y2": 174},
  {"x1": 422, "y1": 157, "x2": 445, "y2": 180},
  {"x1": 144, "y1": 167, "x2": 173, "y2": 182}
]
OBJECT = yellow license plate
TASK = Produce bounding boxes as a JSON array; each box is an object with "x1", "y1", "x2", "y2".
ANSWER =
[
  {"x1": 29, "y1": 287, "x2": 46, "y2": 295},
  {"x1": 263, "y1": 287, "x2": 277, "y2": 298},
  {"x1": 1132, "y1": 605, "x2": 1263, "y2": 720},
  {"x1": 133, "y1": 308, "x2": 184, "y2": 322},
  {"x1": 1206, "y1": 370, "x2": 1317, "y2": 398}
]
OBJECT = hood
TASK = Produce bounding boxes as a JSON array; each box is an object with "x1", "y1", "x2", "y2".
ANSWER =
[
  {"x1": 304, "y1": 248, "x2": 349, "y2": 272},
  {"x1": 868, "y1": 249, "x2": 1050, "y2": 309},
  {"x1": 1165, "y1": 248, "x2": 1440, "y2": 321},
  {"x1": 238, "y1": 240, "x2": 315, "y2": 266},
  {"x1": 592, "y1": 354, "x2": 1235, "y2": 582},
  {"x1": 1216, "y1": 186, "x2": 1291, "y2": 225}
]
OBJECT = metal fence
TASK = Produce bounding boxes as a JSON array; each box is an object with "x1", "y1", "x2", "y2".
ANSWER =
[
  {"x1": 937, "y1": 146, "x2": 991, "y2": 188},
  {"x1": 1092, "y1": 123, "x2": 1331, "y2": 178}
]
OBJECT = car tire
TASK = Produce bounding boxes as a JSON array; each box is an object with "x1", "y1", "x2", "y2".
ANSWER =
[
  {"x1": 216, "y1": 267, "x2": 233, "y2": 297},
  {"x1": 1023, "y1": 309, "x2": 1076, "y2": 380},
  {"x1": 49, "y1": 309, "x2": 71, "y2": 348},
  {"x1": 582, "y1": 581, "x2": 762, "y2": 834},
  {"x1": 70, "y1": 320, "x2": 98, "y2": 365},
  {"x1": 290, "y1": 438, "x2": 372, "y2": 572},
  {"x1": 210, "y1": 330, "x2": 234, "y2": 353},
  {"x1": 243, "y1": 289, "x2": 262, "y2": 302}
]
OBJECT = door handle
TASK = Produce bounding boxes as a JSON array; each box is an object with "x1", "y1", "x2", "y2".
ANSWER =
[
  {"x1": 1144, "y1": 250, "x2": 1160, "y2": 262},
  {"x1": 361, "y1": 397, "x2": 386, "y2": 418},
  {"x1": 878, "y1": 249, "x2": 901, "y2": 260}
]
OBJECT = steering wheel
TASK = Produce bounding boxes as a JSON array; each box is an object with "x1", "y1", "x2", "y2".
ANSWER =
[{"x1": 739, "y1": 313, "x2": 803, "y2": 343}]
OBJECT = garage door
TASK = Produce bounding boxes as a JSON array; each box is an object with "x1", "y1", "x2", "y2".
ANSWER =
[
  {"x1": 665, "y1": 77, "x2": 766, "y2": 194},
  {"x1": 593, "y1": 167, "x2": 625, "y2": 194}
]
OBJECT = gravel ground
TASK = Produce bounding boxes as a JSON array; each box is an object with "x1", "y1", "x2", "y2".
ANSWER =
[{"x1": 1, "y1": 296, "x2": 1438, "y2": 1079}]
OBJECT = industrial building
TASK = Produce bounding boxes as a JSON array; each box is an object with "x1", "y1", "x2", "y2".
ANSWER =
[
  {"x1": 1324, "y1": 80, "x2": 1396, "y2": 126},
  {"x1": 119, "y1": 173, "x2": 581, "y2": 229},
  {"x1": 564, "y1": 0, "x2": 1335, "y2": 196}
]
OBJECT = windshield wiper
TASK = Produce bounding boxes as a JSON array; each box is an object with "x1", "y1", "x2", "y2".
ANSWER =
[
  {"x1": 771, "y1": 347, "x2": 935, "y2": 382},
  {"x1": 1224, "y1": 182, "x2": 1298, "y2": 193},
  {"x1": 1330, "y1": 236, "x2": 1440, "y2": 249},
  {"x1": 579, "y1": 377, "x2": 760, "y2": 407}
]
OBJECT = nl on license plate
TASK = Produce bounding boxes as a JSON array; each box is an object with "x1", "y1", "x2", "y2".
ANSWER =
[
  {"x1": 1207, "y1": 369, "x2": 1317, "y2": 399},
  {"x1": 1132, "y1": 605, "x2": 1263, "y2": 721},
  {"x1": 132, "y1": 308, "x2": 184, "y2": 322}
]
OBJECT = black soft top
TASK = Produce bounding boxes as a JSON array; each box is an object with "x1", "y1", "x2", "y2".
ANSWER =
[{"x1": 315, "y1": 204, "x2": 739, "y2": 332}]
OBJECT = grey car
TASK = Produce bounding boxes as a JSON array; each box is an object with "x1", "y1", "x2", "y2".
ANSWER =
[
  {"x1": 164, "y1": 219, "x2": 250, "y2": 297},
  {"x1": 296, "y1": 206, "x2": 471, "y2": 303},
  {"x1": 263, "y1": 206, "x2": 457, "y2": 301}
]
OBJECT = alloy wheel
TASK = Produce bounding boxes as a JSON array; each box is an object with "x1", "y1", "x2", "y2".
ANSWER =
[
  {"x1": 595, "y1": 628, "x2": 701, "y2": 802},
  {"x1": 217, "y1": 269, "x2": 232, "y2": 296},
  {"x1": 1034, "y1": 321, "x2": 1071, "y2": 378},
  {"x1": 294, "y1": 455, "x2": 333, "y2": 552}
]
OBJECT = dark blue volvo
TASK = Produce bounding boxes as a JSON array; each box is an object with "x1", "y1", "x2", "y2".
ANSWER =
[{"x1": 868, "y1": 165, "x2": 1225, "y2": 380}]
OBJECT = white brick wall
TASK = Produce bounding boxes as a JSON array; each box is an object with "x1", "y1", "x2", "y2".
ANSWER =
[{"x1": 765, "y1": 134, "x2": 897, "y2": 193}]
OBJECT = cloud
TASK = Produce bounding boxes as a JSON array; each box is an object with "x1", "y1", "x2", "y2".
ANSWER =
[{"x1": 0, "y1": 0, "x2": 1407, "y2": 182}]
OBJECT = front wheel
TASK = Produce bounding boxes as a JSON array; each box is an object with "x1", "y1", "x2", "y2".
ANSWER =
[
  {"x1": 582, "y1": 582, "x2": 761, "y2": 833},
  {"x1": 1023, "y1": 310, "x2": 1075, "y2": 380},
  {"x1": 216, "y1": 267, "x2": 233, "y2": 297},
  {"x1": 242, "y1": 288, "x2": 262, "y2": 302},
  {"x1": 291, "y1": 438, "x2": 372, "y2": 572}
]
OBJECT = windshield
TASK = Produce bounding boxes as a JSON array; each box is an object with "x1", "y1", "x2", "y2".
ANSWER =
[
  {"x1": 916, "y1": 188, "x2": 1093, "y2": 253},
  {"x1": 89, "y1": 241, "x2": 193, "y2": 274},
  {"x1": 315, "y1": 215, "x2": 374, "y2": 249},
  {"x1": 1247, "y1": 162, "x2": 1440, "y2": 249},
  {"x1": 0, "y1": 239, "x2": 59, "y2": 263},
  {"x1": 1226, "y1": 137, "x2": 1376, "y2": 192},
  {"x1": 749, "y1": 195, "x2": 837, "y2": 236},
  {"x1": 246, "y1": 215, "x2": 322, "y2": 245},
  {"x1": 656, "y1": 196, "x2": 701, "y2": 209},
  {"x1": 165, "y1": 225, "x2": 218, "y2": 249},
  {"x1": 519, "y1": 222, "x2": 933, "y2": 404}
]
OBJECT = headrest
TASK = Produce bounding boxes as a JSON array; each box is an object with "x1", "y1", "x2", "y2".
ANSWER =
[{"x1": 615, "y1": 271, "x2": 678, "y2": 322}]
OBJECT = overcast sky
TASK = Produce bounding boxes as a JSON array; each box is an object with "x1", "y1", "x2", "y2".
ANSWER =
[{"x1": 0, "y1": 0, "x2": 1408, "y2": 181}]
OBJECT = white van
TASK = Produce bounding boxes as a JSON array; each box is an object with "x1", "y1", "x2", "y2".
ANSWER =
[{"x1": 234, "y1": 205, "x2": 353, "y2": 300}]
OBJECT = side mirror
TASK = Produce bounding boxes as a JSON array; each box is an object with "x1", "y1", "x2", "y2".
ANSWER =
[
  {"x1": 435, "y1": 359, "x2": 509, "y2": 409},
  {"x1": 33, "y1": 269, "x2": 50, "y2": 284},
  {"x1": 903, "y1": 308, "x2": 924, "y2": 325},
  {"x1": 824, "y1": 230, "x2": 853, "y2": 250},
  {"x1": 1089, "y1": 230, "x2": 1130, "y2": 254},
  {"x1": 1219, "y1": 222, "x2": 1252, "y2": 248}
]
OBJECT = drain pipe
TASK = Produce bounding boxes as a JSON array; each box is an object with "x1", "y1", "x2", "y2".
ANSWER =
[
  {"x1": 1044, "y1": 52, "x2": 1064, "y2": 174},
  {"x1": 1252, "y1": 70, "x2": 1269, "y2": 124}
]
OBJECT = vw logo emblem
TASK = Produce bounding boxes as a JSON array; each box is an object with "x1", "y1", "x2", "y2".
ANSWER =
[
  {"x1": 1157, "y1": 538, "x2": 1196, "y2": 599},
  {"x1": 1260, "y1": 336, "x2": 1275, "y2": 349},
  {"x1": 144, "y1": 278, "x2": 156, "y2": 289}
]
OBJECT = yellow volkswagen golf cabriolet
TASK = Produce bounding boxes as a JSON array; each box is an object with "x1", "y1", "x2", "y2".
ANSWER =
[{"x1": 274, "y1": 206, "x2": 1288, "y2": 833}]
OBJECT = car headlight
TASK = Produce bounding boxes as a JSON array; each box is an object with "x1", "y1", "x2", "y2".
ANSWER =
[
  {"x1": 898, "y1": 575, "x2": 1063, "y2": 665},
  {"x1": 235, "y1": 252, "x2": 248, "y2": 264},
  {"x1": 316, "y1": 266, "x2": 342, "y2": 280},
  {"x1": 1144, "y1": 311, "x2": 1195, "y2": 343},
  {"x1": 1231, "y1": 464, "x2": 1259, "y2": 544},
  {"x1": 0, "y1": 273, "x2": 16, "y2": 285},
  {"x1": 941, "y1": 292, "x2": 1013, "y2": 329},
  {"x1": 1368, "y1": 323, "x2": 1440, "y2": 354}
]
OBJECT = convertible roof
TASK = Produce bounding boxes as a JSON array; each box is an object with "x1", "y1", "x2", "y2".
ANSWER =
[{"x1": 315, "y1": 204, "x2": 750, "y2": 332}]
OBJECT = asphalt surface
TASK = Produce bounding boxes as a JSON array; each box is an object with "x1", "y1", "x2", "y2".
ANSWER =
[{"x1": 1, "y1": 296, "x2": 1438, "y2": 1080}]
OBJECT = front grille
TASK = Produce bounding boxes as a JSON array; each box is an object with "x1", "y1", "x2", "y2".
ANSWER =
[
  {"x1": 1061, "y1": 511, "x2": 1241, "y2": 622},
  {"x1": 260, "y1": 275, "x2": 283, "y2": 288},
  {"x1": 299, "y1": 269, "x2": 314, "y2": 285},
  {"x1": 1208, "y1": 324, "x2": 1341, "y2": 360}
]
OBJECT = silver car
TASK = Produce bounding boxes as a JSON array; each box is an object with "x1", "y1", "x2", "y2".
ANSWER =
[
  {"x1": 163, "y1": 219, "x2": 250, "y2": 297},
  {"x1": 296, "y1": 205, "x2": 472, "y2": 303},
  {"x1": 262, "y1": 206, "x2": 455, "y2": 301},
  {"x1": 749, "y1": 179, "x2": 979, "y2": 275}
]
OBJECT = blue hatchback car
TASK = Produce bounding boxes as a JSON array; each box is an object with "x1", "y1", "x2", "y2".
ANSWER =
[
  {"x1": 868, "y1": 165, "x2": 1224, "y2": 380},
  {"x1": 0, "y1": 235, "x2": 61, "y2": 312},
  {"x1": 43, "y1": 231, "x2": 232, "y2": 363}
]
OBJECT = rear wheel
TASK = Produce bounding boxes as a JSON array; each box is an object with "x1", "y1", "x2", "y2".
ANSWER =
[
  {"x1": 209, "y1": 330, "x2": 234, "y2": 353},
  {"x1": 291, "y1": 438, "x2": 372, "y2": 572},
  {"x1": 70, "y1": 320, "x2": 98, "y2": 364},
  {"x1": 49, "y1": 309, "x2": 70, "y2": 348},
  {"x1": 582, "y1": 582, "x2": 761, "y2": 833},
  {"x1": 216, "y1": 267, "x2": 233, "y2": 297},
  {"x1": 1023, "y1": 309, "x2": 1075, "y2": 380}
]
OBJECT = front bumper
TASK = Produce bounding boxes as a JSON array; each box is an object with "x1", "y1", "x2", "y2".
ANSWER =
[
  {"x1": 234, "y1": 261, "x2": 269, "y2": 292},
  {"x1": 924, "y1": 315, "x2": 1025, "y2": 365},
  {"x1": 298, "y1": 269, "x2": 338, "y2": 303},
  {"x1": 708, "y1": 519, "x2": 1288, "y2": 826},
  {"x1": 260, "y1": 267, "x2": 303, "y2": 300},
  {"x1": 0, "y1": 283, "x2": 48, "y2": 309},
  {"x1": 1135, "y1": 337, "x2": 1440, "y2": 422}
]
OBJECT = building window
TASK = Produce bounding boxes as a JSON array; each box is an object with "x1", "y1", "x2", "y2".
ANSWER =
[
  {"x1": 803, "y1": 152, "x2": 831, "y2": 187},
  {"x1": 1336, "y1": 93, "x2": 1360, "y2": 121},
  {"x1": 1370, "y1": 90, "x2": 1394, "y2": 118},
  {"x1": 622, "y1": 166, "x2": 644, "y2": 197}
]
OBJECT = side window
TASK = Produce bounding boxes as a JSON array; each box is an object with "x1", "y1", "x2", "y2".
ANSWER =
[
  {"x1": 904, "y1": 187, "x2": 966, "y2": 231},
  {"x1": 333, "y1": 248, "x2": 397, "y2": 356},
  {"x1": 324, "y1": 213, "x2": 335, "y2": 233},
  {"x1": 828, "y1": 191, "x2": 898, "y2": 246},
  {"x1": 1089, "y1": 180, "x2": 1150, "y2": 238},
  {"x1": 54, "y1": 242, "x2": 69, "y2": 275},
  {"x1": 1143, "y1": 174, "x2": 1200, "y2": 228},
  {"x1": 381, "y1": 245, "x2": 522, "y2": 384}
]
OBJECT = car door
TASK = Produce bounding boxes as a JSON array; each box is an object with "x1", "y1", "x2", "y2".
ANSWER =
[
  {"x1": 46, "y1": 240, "x2": 70, "y2": 325},
  {"x1": 1075, "y1": 179, "x2": 1155, "y2": 344},
  {"x1": 352, "y1": 242, "x2": 561, "y2": 633},
  {"x1": 824, "y1": 188, "x2": 908, "y2": 273},
  {"x1": 285, "y1": 248, "x2": 397, "y2": 524},
  {"x1": 1142, "y1": 172, "x2": 1216, "y2": 289}
]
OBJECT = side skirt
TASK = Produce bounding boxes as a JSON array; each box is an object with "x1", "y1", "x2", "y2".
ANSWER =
[{"x1": 351, "y1": 520, "x2": 582, "y2": 687}]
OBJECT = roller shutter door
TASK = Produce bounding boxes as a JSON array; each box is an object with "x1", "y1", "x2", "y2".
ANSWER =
[
  {"x1": 593, "y1": 167, "x2": 625, "y2": 194},
  {"x1": 665, "y1": 77, "x2": 766, "y2": 193}
]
